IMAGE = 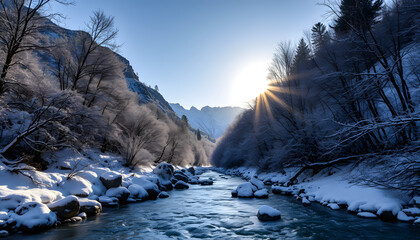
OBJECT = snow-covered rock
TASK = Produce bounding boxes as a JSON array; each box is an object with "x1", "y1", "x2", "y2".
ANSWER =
[
  {"x1": 257, "y1": 205, "x2": 281, "y2": 221},
  {"x1": 131, "y1": 177, "x2": 160, "y2": 200},
  {"x1": 236, "y1": 182, "x2": 256, "y2": 198},
  {"x1": 250, "y1": 177, "x2": 264, "y2": 190},
  {"x1": 402, "y1": 207, "x2": 420, "y2": 217},
  {"x1": 60, "y1": 177, "x2": 93, "y2": 198},
  {"x1": 11, "y1": 202, "x2": 57, "y2": 232},
  {"x1": 153, "y1": 163, "x2": 174, "y2": 190},
  {"x1": 105, "y1": 187, "x2": 130, "y2": 203},
  {"x1": 199, "y1": 178, "x2": 213, "y2": 186},
  {"x1": 98, "y1": 196, "x2": 118, "y2": 208},
  {"x1": 357, "y1": 212, "x2": 377, "y2": 219},
  {"x1": 302, "y1": 197, "x2": 311, "y2": 206},
  {"x1": 173, "y1": 171, "x2": 189, "y2": 183},
  {"x1": 47, "y1": 196, "x2": 80, "y2": 220},
  {"x1": 187, "y1": 167, "x2": 195, "y2": 176},
  {"x1": 271, "y1": 185, "x2": 292, "y2": 195},
  {"x1": 254, "y1": 189, "x2": 269, "y2": 199},
  {"x1": 127, "y1": 184, "x2": 148, "y2": 200},
  {"x1": 99, "y1": 172, "x2": 122, "y2": 189},
  {"x1": 231, "y1": 189, "x2": 238, "y2": 197},
  {"x1": 328, "y1": 203, "x2": 340, "y2": 210},
  {"x1": 158, "y1": 191, "x2": 169, "y2": 199},
  {"x1": 0, "y1": 230, "x2": 9, "y2": 237},
  {"x1": 397, "y1": 211, "x2": 415, "y2": 222},
  {"x1": 174, "y1": 181, "x2": 189, "y2": 190},
  {"x1": 78, "y1": 198, "x2": 102, "y2": 216}
]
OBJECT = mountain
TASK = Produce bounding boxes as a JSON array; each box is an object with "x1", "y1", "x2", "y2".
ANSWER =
[{"x1": 170, "y1": 104, "x2": 245, "y2": 138}]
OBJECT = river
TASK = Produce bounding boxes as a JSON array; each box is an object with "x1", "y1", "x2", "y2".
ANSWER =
[{"x1": 11, "y1": 170, "x2": 420, "y2": 239}]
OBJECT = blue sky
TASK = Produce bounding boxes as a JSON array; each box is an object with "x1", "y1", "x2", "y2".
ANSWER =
[{"x1": 49, "y1": 0, "x2": 327, "y2": 109}]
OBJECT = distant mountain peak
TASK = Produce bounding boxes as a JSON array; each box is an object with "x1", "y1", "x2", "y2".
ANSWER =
[{"x1": 170, "y1": 103, "x2": 245, "y2": 139}]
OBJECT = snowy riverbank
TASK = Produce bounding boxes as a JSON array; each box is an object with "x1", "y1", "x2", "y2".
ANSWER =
[
  {"x1": 216, "y1": 164, "x2": 420, "y2": 226},
  {"x1": 0, "y1": 148, "x2": 208, "y2": 237}
]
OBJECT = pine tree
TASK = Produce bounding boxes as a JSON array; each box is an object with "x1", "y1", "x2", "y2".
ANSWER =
[
  {"x1": 333, "y1": 0, "x2": 383, "y2": 35},
  {"x1": 311, "y1": 22, "x2": 329, "y2": 53},
  {"x1": 292, "y1": 38, "x2": 310, "y2": 74},
  {"x1": 197, "y1": 129, "x2": 202, "y2": 141},
  {"x1": 154, "y1": 85, "x2": 159, "y2": 92}
]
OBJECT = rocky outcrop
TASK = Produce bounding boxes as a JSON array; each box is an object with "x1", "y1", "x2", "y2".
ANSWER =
[
  {"x1": 99, "y1": 172, "x2": 122, "y2": 189},
  {"x1": 47, "y1": 196, "x2": 80, "y2": 220}
]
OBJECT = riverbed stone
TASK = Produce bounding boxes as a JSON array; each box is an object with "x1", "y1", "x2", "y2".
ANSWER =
[
  {"x1": 174, "y1": 180, "x2": 189, "y2": 190},
  {"x1": 377, "y1": 210, "x2": 397, "y2": 221},
  {"x1": 158, "y1": 191, "x2": 169, "y2": 198},
  {"x1": 254, "y1": 189, "x2": 269, "y2": 199},
  {"x1": 0, "y1": 230, "x2": 9, "y2": 237},
  {"x1": 187, "y1": 167, "x2": 195, "y2": 175},
  {"x1": 231, "y1": 189, "x2": 238, "y2": 197},
  {"x1": 78, "y1": 198, "x2": 102, "y2": 216},
  {"x1": 257, "y1": 205, "x2": 281, "y2": 221},
  {"x1": 99, "y1": 172, "x2": 122, "y2": 189},
  {"x1": 199, "y1": 178, "x2": 213, "y2": 186},
  {"x1": 14, "y1": 202, "x2": 57, "y2": 233},
  {"x1": 47, "y1": 196, "x2": 80, "y2": 220},
  {"x1": 105, "y1": 187, "x2": 130, "y2": 203},
  {"x1": 173, "y1": 172, "x2": 189, "y2": 183}
]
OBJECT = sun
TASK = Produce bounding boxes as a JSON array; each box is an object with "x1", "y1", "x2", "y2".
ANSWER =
[{"x1": 230, "y1": 61, "x2": 270, "y2": 107}]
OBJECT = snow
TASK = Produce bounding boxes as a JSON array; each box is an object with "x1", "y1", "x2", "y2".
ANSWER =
[
  {"x1": 402, "y1": 208, "x2": 420, "y2": 216},
  {"x1": 357, "y1": 212, "x2": 377, "y2": 218},
  {"x1": 328, "y1": 203, "x2": 340, "y2": 210},
  {"x1": 397, "y1": 211, "x2": 415, "y2": 222},
  {"x1": 258, "y1": 205, "x2": 281, "y2": 217},
  {"x1": 10, "y1": 202, "x2": 56, "y2": 230},
  {"x1": 236, "y1": 182, "x2": 255, "y2": 198},
  {"x1": 60, "y1": 177, "x2": 93, "y2": 197},
  {"x1": 127, "y1": 184, "x2": 148, "y2": 200},
  {"x1": 250, "y1": 177, "x2": 264, "y2": 190},
  {"x1": 302, "y1": 197, "x2": 311, "y2": 205},
  {"x1": 47, "y1": 195, "x2": 78, "y2": 209},
  {"x1": 254, "y1": 189, "x2": 269, "y2": 198},
  {"x1": 105, "y1": 187, "x2": 130, "y2": 199}
]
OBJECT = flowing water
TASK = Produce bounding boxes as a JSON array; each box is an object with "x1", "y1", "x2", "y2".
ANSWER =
[{"x1": 11, "y1": 171, "x2": 420, "y2": 239}]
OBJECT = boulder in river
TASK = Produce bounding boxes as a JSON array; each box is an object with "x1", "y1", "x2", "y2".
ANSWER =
[
  {"x1": 128, "y1": 184, "x2": 149, "y2": 200},
  {"x1": 174, "y1": 180, "x2": 189, "y2": 190},
  {"x1": 257, "y1": 205, "x2": 281, "y2": 221},
  {"x1": 250, "y1": 176, "x2": 265, "y2": 190},
  {"x1": 78, "y1": 198, "x2": 102, "y2": 216},
  {"x1": 231, "y1": 189, "x2": 238, "y2": 197},
  {"x1": 199, "y1": 178, "x2": 213, "y2": 186},
  {"x1": 254, "y1": 189, "x2": 269, "y2": 199},
  {"x1": 47, "y1": 196, "x2": 80, "y2": 220},
  {"x1": 98, "y1": 196, "x2": 119, "y2": 208},
  {"x1": 357, "y1": 212, "x2": 377, "y2": 219},
  {"x1": 105, "y1": 187, "x2": 130, "y2": 203},
  {"x1": 0, "y1": 230, "x2": 9, "y2": 237},
  {"x1": 187, "y1": 167, "x2": 195, "y2": 176},
  {"x1": 158, "y1": 191, "x2": 169, "y2": 198},
  {"x1": 173, "y1": 171, "x2": 189, "y2": 183},
  {"x1": 131, "y1": 177, "x2": 160, "y2": 200},
  {"x1": 99, "y1": 172, "x2": 122, "y2": 189},
  {"x1": 236, "y1": 182, "x2": 256, "y2": 198}
]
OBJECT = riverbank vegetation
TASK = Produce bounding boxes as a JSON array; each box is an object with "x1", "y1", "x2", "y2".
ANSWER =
[
  {"x1": 212, "y1": 0, "x2": 419, "y2": 192},
  {"x1": 0, "y1": 0, "x2": 213, "y2": 173}
]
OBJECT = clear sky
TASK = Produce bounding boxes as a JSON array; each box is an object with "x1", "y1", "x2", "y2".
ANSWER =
[{"x1": 49, "y1": 0, "x2": 327, "y2": 109}]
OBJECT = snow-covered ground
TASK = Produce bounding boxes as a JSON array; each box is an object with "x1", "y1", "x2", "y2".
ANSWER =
[
  {"x1": 216, "y1": 164, "x2": 420, "y2": 225},
  {"x1": 0, "y1": 148, "x2": 198, "y2": 236}
]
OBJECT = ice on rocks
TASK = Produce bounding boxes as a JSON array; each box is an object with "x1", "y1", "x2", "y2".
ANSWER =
[{"x1": 257, "y1": 205, "x2": 281, "y2": 221}]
